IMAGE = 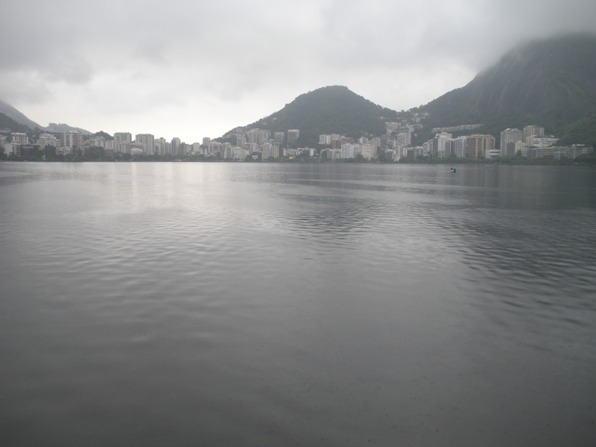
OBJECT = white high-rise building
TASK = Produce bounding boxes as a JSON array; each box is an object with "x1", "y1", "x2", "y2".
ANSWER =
[
  {"x1": 86, "y1": 136, "x2": 105, "y2": 148},
  {"x1": 527, "y1": 135, "x2": 559, "y2": 148},
  {"x1": 114, "y1": 132, "x2": 132, "y2": 153},
  {"x1": 135, "y1": 134, "x2": 155, "y2": 155},
  {"x1": 206, "y1": 141, "x2": 222, "y2": 158},
  {"x1": 192, "y1": 142, "x2": 203, "y2": 155},
  {"x1": 262, "y1": 143, "x2": 274, "y2": 160},
  {"x1": 171, "y1": 137, "x2": 181, "y2": 156},
  {"x1": 11, "y1": 133, "x2": 29, "y2": 145},
  {"x1": 236, "y1": 135, "x2": 247, "y2": 147},
  {"x1": 466, "y1": 134, "x2": 495, "y2": 159},
  {"x1": 371, "y1": 137, "x2": 381, "y2": 150},
  {"x1": 319, "y1": 135, "x2": 331, "y2": 145},
  {"x1": 155, "y1": 138, "x2": 167, "y2": 155},
  {"x1": 452, "y1": 136, "x2": 467, "y2": 158},
  {"x1": 246, "y1": 129, "x2": 270, "y2": 145},
  {"x1": 394, "y1": 131, "x2": 411, "y2": 149},
  {"x1": 37, "y1": 133, "x2": 60, "y2": 148},
  {"x1": 61, "y1": 131, "x2": 83, "y2": 150},
  {"x1": 434, "y1": 132, "x2": 452, "y2": 158},
  {"x1": 500, "y1": 128, "x2": 523, "y2": 157},
  {"x1": 233, "y1": 147, "x2": 249, "y2": 161},
  {"x1": 341, "y1": 143, "x2": 355, "y2": 159},
  {"x1": 361, "y1": 144, "x2": 376, "y2": 160},
  {"x1": 523, "y1": 125, "x2": 544, "y2": 143},
  {"x1": 273, "y1": 132, "x2": 285, "y2": 144}
]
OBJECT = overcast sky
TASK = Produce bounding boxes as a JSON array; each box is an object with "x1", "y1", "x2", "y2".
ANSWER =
[{"x1": 1, "y1": 0, "x2": 595, "y2": 142}]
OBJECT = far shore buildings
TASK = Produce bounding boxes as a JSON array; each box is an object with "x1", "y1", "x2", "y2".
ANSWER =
[
  {"x1": 0, "y1": 117, "x2": 593, "y2": 162},
  {"x1": 500, "y1": 128, "x2": 523, "y2": 157},
  {"x1": 60, "y1": 131, "x2": 84, "y2": 151},
  {"x1": 135, "y1": 134, "x2": 155, "y2": 155},
  {"x1": 114, "y1": 132, "x2": 132, "y2": 153}
]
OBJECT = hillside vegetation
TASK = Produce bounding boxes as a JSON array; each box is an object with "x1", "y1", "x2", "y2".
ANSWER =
[
  {"x1": 225, "y1": 85, "x2": 398, "y2": 147},
  {"x1": 0, "y1": 100, "x2": 42, "y2": 130},
  {"x1": 0, "y1": 113, "x2": 30, "y2": 133},
  {"x1": 419, "y1": 33, "x2": 596, "y2": 145}
]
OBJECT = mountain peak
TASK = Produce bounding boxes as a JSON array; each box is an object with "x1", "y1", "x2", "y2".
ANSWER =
[{"x1": 226, "y1": 85, "x2": 398, "y2": 146}]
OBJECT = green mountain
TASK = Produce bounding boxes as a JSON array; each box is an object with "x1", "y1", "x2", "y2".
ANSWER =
[
  {"x1": 0, "y1": 112, "x2": 31, "y2": 133},
  {"x1": 419, "y1": 33, "x2": 596, "y2": 145},
  {"x1": 0, "y1": 99, "x2": 42, "y2": 130},
  {"x1": 93, "y1": 131, "x2": 113, "y2": 140},
  {"x1": 224, "y1": 85, "x2": 399, "y2": 147},
  {"x1": 46, "y1": 122, "x2": 91, "y2": 135},
  {"x1": 0, "y1": 100, "x2": 91, "y2": 134}
]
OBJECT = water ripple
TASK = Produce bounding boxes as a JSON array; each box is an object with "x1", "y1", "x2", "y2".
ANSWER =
[{"x1": 2, "y1": 162, "x2": 596, "y2": 447}]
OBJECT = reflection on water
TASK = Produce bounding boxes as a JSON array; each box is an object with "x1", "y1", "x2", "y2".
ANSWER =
[{"x1": 1, "y1": 162, "x2": 595, "y2": 447}]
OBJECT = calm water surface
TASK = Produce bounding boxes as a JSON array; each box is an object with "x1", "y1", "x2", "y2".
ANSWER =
[{"x1": 1, "y1": 162, "x2": 595, "y2": 446}]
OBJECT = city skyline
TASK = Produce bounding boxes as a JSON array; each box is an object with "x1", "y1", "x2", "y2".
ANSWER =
[{"x1": 4, "y1": 118, "x2": 593, "y2": 163}]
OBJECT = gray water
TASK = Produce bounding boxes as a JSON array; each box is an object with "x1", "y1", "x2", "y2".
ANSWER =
[{"x1": 1, "y1": 162, "x2": 595, "y2": 446}]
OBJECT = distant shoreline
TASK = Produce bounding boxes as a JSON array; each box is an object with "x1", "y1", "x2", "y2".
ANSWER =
[{"x1": 2, "y1": 157, "x2": 595, "y2": 166}]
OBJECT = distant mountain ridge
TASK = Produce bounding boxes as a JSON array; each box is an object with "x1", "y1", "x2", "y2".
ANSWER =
[
  {"x1": 0, "y1": 112, "x2": 30, "y2": 133},
  {"x1": 0, "y1": 100, "x2": 90, "y2": 135},
  {"x1": 0, "y1": 99, "x2": 42, "y2": 130},
  {"x1": 419, "y1": 33, "x2": 596, "y2": 144},
  {"x1": 224, "y1": 85, "x2": 399, "y2": 147},
  {"x1": 227, "y1": 34, "x2": 596, "y2": 147},
  {"x1": 2, "y1": 33, "x2": 596, "y2": 147},
  {"x1": 45, "y1": 123, "x2": 91, "y2": 135}
]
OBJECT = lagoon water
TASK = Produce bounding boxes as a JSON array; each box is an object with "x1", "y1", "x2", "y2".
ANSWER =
[{"x1": 1, "y1": 162, "x2": 595, "y2": 446}]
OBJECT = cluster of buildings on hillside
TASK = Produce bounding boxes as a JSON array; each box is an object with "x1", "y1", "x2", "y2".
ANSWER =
[
  {"x1": 1, "y1": 120, "x2": 593, "y2": 162},
  {"x1": 415, "y1": 125, "x2": 592, "y2": 161},
  {"x1": 320, "y1": 122, "x2": 592, "y2": 161},
  {"x1": 318, "y1": 123, "x2": 591, "y2": 161}
]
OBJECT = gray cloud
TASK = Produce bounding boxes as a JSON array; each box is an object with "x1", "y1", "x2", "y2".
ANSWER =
[{"x1": 1, "y1": 0, "x2": 595, "y2": 141}]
